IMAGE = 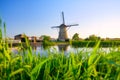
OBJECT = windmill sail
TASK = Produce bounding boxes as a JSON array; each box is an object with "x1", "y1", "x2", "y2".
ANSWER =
[
  {"x1": 66, "y1": 24, "x2": 79, "y2": 27},
  {"x1": 51, "y1": 26, "x2": 60, "y2": 28},
  {"x1": 62, "y1": 12, "x2": 65, "y2": 24}
]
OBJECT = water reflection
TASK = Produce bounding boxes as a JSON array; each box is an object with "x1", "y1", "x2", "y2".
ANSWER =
[
  {"x1": 30, "y1": 44, "x2": 92, "y2": 54},
  {"x1": 32, "y1": 44, "x2": 37, "y2": 50},
  {"x1": 31, "y1": 43, "x2": 69, "y2": 52},
  {"x1": 58, "y1": 44, "x2": 69, "y2": 51},
  {"x1": 30, "y1": 43, "x2": 41, "y2": 50},
  {"x1": 12, "y1": 43, "x2": 114, "y2": 56}
]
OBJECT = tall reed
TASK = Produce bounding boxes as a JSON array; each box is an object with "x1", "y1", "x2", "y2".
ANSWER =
[{"x1": 0, "y1": 20, "x2": 120, "y2": 80}]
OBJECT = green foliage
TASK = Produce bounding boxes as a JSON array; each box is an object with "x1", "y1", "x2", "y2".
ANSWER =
[
  {"x1": 41, "y1": 35, "x2": 51, "y2": 41},
  {"x1": 43, "y1": 40, "x2": 55, "y2": 47},
  {"x1": 1, "y1": 20, "x2": 120, "y2": 80},
  {"x1": 85, "y1": 34, "x2": 101, "y2": 41},
  {"x1": 0, "y1": 18, "x2": 2, "y2": 40},
  {"x1": 72, "y1": 33, "x2": 79, "y2": 41},
  {"x1": 1, "y1": 39, "x2": 120, "y2": 80},
  {"x1": 3, "y1": 22, "x2": 6, "y2": 38},
  {"x1": 71, "y1": 40, "x2": 120, "y2": 47},
  {"x1": 42, "y1": 35, "x2": 55, "y2": 46}
]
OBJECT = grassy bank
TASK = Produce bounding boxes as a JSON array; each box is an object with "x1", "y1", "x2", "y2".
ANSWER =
[
  {"x1": 72, "y1": 40, "x2": 120, "y2": 47},
  {"x1": 41, "y1": 40, "x2": 120, "y2": 48}
]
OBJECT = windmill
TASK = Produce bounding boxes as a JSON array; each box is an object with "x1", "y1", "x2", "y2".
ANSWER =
[{"x1": 51, "y1": 12, "x2": 79, "y2": 41}]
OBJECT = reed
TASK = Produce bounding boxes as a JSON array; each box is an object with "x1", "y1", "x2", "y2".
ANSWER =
[{"x1": 0, "y1": 20, "x2": 120, "y2": 80}]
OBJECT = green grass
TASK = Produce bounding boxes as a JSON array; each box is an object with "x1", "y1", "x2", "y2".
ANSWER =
[
  {"x1": 72, "y1": 40, "x2": 120, "y2": 47},
  {"x1": 0, "y1": 20, "x2": 120, "y2": 80}
]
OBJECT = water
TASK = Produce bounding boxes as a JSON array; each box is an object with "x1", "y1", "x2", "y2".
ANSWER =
[
  {"x1": 31, "y1": 44, "x2": 113, "y2": 55},
  {"x1": 12, "y1": 44, "x2": 117, "y2": 56}
]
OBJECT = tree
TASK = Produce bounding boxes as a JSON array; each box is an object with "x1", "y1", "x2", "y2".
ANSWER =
[
  {"x1": 86, "y1": 34, "x2": 101, "y2": 41},
  {"x1": 41, "y1": 35, "x2": 51, "y2": 41},
  {"x1": 72, "y1": 33, "x2": 79, "y2": 41}
]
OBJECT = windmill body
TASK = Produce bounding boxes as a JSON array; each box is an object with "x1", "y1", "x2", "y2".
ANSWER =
[
  {"x1": 51, "y1": 12, "x2": 78, "y2": 41},
  {"x1": 58, "y1": 24, "x2": 68, "y2": 41}
]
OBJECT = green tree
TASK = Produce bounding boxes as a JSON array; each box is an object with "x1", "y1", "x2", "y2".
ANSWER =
[
  {"x1": 72, "y1": 33, "x2": 79, "y2": 41},
  {"x1": 41, "y1": 35, "x2": 51, "y2": 41},
  {"x1": 86, "y1": 34, "x2": 101, "y2": 41}
]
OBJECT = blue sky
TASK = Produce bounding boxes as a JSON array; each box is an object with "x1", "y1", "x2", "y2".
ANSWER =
[{"x1": 0, "y1": 0, "x2": 120, "y2": 38}]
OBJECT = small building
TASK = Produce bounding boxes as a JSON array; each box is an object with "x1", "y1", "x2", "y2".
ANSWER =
[
  {"x1": 14, "y1": 34, "x2": 28, "y2": 42},
  {"x1": 30, "y1": 36, "x2": 37, "y2": 43},
  {"x1": 38, "y1": 36, "x2": 44, "y2": 42},
  {"x1": 36, "y1": 37, "x2": 43, "y2": 42},
  {"x1": 29, "y1": 36, "x2": 43, "y2": 42}
]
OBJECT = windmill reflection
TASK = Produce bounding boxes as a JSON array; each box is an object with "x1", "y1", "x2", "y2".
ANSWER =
[
  {"x1": 57, "y1": 44, "x2": 69, "y2": 52},
  {"x1": 30, "y1": 43, "x2": 69, "y2": 52}
]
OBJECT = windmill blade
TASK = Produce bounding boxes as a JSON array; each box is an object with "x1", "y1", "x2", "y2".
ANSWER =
[
  {"x1": 66, "y1": 24, "x2": 79, "y2": 27},
  {"x1": 62, "y1": 12, "x2": 65, "y2": 24},
  {"x1": 51, "y1": 26, "x2": 60, "y2": 28}
]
